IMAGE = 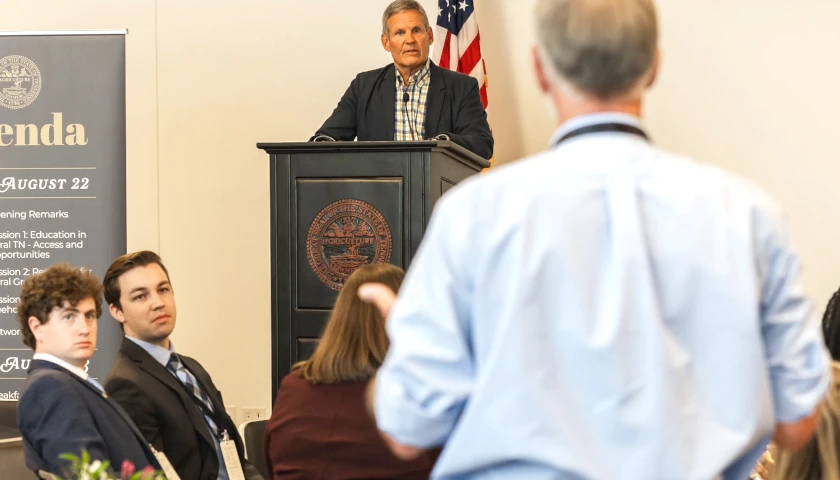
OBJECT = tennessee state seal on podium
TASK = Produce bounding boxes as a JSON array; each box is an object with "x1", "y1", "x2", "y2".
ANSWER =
[
  {"x1": 306, "y1": 199, "x2": 393, "y2": 290},
  {"x1": 0, "y1": 55, "x2": 42, "y2": 110}
]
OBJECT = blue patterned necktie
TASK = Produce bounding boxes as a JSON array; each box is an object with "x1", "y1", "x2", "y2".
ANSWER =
[{"x1": 166, "y1": 353, "x2": 220, "y2": 437}]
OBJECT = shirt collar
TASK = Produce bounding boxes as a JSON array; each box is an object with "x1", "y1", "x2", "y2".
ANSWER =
[
  {"x1": 127, "y1": 336, "x2": 175, "y2": 367},
  {"x1": 395, "y1": 58, "x2": 431, "y2": 87},
  {"x1": 32, "y1": 352, "x2": 89, "y2": 381},
  {"x1": 548, "y1": 112, "x2": 645, "y2": 147}
]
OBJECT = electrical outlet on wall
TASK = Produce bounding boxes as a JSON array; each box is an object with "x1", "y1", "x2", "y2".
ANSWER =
[{"x1": 240, "y1": 407, "x2": 267, "y2": 424}]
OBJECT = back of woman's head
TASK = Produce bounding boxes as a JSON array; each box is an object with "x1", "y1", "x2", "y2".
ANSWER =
[
  {"x1": 823, "y1": 287, "x2": 840, "y2": 361},
  {"x1": 294, "y1": 263, "x2": 405, "y2": 384}
]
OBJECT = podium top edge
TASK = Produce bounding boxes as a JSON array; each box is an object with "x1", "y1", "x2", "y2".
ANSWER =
[
  {"x1": 256, "y1": 140, "x2": 490, "y2": 168},
  {"x1": 257, "y1": 140, "x2": 440, "y2": 149},
  {"x1": 0, "y1": 30, "x2": 128, "y2": 36}
]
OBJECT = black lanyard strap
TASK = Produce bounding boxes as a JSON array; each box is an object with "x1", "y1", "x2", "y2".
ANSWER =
[{"x1": 554, "y1": 122, "x2": 649, "y2": 147}]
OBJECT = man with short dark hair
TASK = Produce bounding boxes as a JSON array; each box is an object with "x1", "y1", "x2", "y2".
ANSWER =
[
  {"x1": 103, "y1": 250, "x2": 262, "y2": 480},
  {"x1": 16, "y1": 263, "x2": 159, "y2": 477},
  {"x1": 311, "y1": 0, "x2": 494, "y2": 160}
]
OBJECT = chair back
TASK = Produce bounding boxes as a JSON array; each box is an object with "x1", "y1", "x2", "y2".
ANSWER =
[
  {"x1": 0, "y1": 400, "x2": 17, "y2": 429},
  {"x1": 0, "y1": 436, "x2": 31, "y2": 479},
  {"x1": 240, "y1": 419, "x2": 269, "y2": 479}
]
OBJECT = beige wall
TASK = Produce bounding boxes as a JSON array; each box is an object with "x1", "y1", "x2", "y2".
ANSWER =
[
  {"x1": 8, "y1": 1, "x2": 840, "y2": 415},
  {"x1": 478, "y1": 0, "x2": 840, "y2": 308},
  {"x1": 153, "y1": 0, "x2": 443, "y2": 416},
  {"x1": 648, "y1": 2, "x2": 840, "y2": 311}
]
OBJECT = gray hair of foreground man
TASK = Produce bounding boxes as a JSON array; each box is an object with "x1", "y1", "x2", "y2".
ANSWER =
[
  {"x1": 382, "y1": 0, "x2": 430, "y2": 35},
  {"x1": 535, "y1": 0, "x2": 658, "y2": 100}
]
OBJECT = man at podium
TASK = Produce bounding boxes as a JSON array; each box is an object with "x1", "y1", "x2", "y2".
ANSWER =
[{"x1": 310, "y1": 0, "x2": 494, "y2": 160}]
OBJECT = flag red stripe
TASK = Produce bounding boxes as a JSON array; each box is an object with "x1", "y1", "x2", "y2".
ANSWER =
[
  {"x1": 479, "y1": 82, "x2": 488, "y2": 109},
  {"x1": 439, "y1": 31, "x2": 452, "y2": 70},
  {"x1": 456, "y1": 32, "x2": 482, "y2": 75}
]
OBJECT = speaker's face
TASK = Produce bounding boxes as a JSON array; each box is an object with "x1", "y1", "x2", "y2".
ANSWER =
[{"x1": 382, "y1": 10, "x2": 433, "y2": 75}]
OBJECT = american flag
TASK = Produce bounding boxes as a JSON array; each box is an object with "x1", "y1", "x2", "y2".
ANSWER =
[{"x1": 432, "y1": 0, "x2": 492, "y2": 165}]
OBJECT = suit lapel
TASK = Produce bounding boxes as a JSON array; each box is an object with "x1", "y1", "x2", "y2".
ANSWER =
[
  {"x1": 28, "y1": 360, "x2": 154, "y2": 457},
  {"x1": 180, "y1": 357, "x2": 245, "y2": 459},
  {"x1": 120, "y1": 339, "x2": 217, "y2": 449},
  {"x1": 179, "y1": 357, "x2": 222, "y2": 415},
  {"x1": 425, "y1": 62, "x2": 446, "y2": 137},
  {"x1": 376, "y1": 65, "x2": 397, "y2": 140}
]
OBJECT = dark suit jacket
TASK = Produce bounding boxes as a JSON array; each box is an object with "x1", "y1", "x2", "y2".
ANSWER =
[
  {"x1": 17, "y1": 360, "x2": 158, "y2": 477},
  {"x1": 314, "y1": 61, "x2": 494, "y2": 160},
  {"x1": 105, "y1": 337, "x2": 262, "y2": 480},
  {"x1": 265, "y1": 373, "x2": 436, "y2": 479}
]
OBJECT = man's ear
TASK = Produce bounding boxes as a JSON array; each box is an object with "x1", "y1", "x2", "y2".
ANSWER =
[
  {"x1": 646, "y1": 49, "x2": 661, "y2": 89},
  {"x1": 428, "y1": 26, "x2": 434, "y2": 46},
  {"x1": 382, "y1": 33, "x2": 391, "y2": 52},
  {"x1": 28, "y1": 316, "x2": 44, "y2": 343},
  {"x1": 532, "y1": 46, "x2": 552, "y2": 94},
  {"x1": 108, "y1": 303, "x2": 126, "y2": 325}
]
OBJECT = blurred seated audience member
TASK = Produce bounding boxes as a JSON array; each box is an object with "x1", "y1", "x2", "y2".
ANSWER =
[
  {"x1": 751, "y1": 286, "x2": 840, "y2": 480},
  {"x1": 264, "y1": 263, "x2": 436, "y2": 480}
]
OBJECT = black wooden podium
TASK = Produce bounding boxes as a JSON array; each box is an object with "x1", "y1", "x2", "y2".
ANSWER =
[{"x1": 257, "y1": 141, "x2": 489, "y2": 394}]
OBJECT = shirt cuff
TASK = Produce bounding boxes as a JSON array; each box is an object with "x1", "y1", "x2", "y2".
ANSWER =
[
  {"x1": 374, "y1": 372, "x2": 455, "y2": 448},
  {"x1": 772, "y1": 350, "x2": 832, "y2": 423}
]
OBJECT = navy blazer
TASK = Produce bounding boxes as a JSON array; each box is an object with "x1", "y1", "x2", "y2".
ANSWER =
[
  {"x1": 17, "y1": 360, "x2": 159, "y2": 477},
  {"x1": 314, "y1": 61, "x2": 494, "y2": 160}
]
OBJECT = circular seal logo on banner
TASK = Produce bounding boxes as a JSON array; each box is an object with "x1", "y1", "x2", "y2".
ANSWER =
[
  {"x1": 306, "y1": 199, "x2": 393, "y2": 291},
  {"x1": 0, "y1": 55, "x2": 42, "y2": 110}
]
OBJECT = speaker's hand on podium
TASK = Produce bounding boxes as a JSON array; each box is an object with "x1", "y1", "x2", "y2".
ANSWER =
[
  {"x1": 358, "y1": 283, "x2": 396, "y2": 320},
  {"x1": 309, "y1": 134, "x2": 336, "y2": 142}
]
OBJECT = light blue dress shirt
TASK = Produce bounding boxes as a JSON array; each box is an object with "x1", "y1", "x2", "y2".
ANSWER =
[
  {"x1": 373, "y1": 113, "x2": 832, "y2": 480},
  {"x1": 127, "y1": 337, "x2": 229, "y2": 480}
]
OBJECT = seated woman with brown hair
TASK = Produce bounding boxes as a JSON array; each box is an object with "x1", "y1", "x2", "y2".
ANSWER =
[{"x1": 264, "y1": 263, "x2": 436, "y2": 480}]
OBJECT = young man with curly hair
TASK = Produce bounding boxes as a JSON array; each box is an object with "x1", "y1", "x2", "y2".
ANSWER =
[{"x1": 15, "y1": 263, "x2": 160, "y2": 477}]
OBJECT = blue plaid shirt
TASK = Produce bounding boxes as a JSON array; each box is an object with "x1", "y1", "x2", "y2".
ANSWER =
[{"x1": 394, "y1": 59, "x2": 430, "y2": 141}]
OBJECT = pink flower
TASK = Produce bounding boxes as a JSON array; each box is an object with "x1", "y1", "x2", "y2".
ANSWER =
[
  {"x1": 120, "y1": 460, "x2": 136, "y2": 478},
  {"x1": 140, "y1": 465, "x2": 156, "y2": 479}
]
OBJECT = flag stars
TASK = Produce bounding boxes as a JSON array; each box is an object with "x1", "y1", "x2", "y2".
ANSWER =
[{"x1": 440, "y1": 0, "x2": 472, "y2": 32}]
